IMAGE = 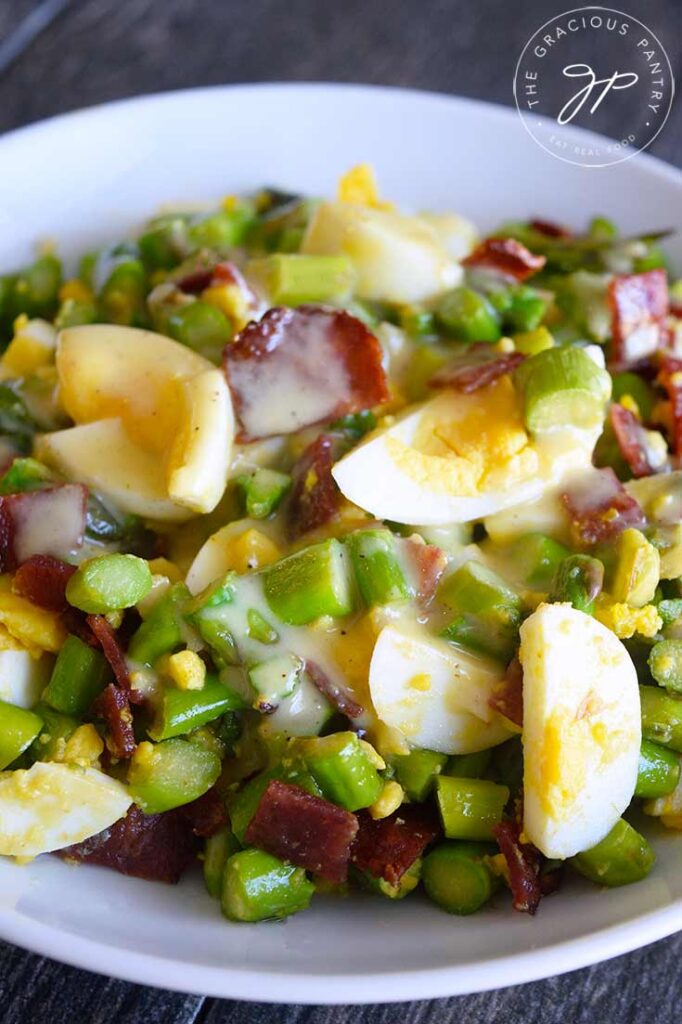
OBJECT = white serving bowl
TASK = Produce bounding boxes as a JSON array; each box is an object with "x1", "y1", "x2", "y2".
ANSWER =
[{"x1": 0, "y1": 83, "x2": 680, "y2": 1003}]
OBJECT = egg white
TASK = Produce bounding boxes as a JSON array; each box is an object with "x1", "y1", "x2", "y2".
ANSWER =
[
  {"x1": 333, "y1": 383, "x2": 600, "y2": 526},
  {"x1": 0, "y1": 762, "x2": 132, "y2": 858},
  {"x1": 369, "y1": 623, "x2": 512, "y2": 754},
  {"x1": 520, "y1": 602, "x2": 640, "y2": 859}
]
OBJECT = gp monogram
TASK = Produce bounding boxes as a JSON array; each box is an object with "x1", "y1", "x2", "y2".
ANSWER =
[{"x1": 514, "y1": 6, "x2": 675, "y2": 167}]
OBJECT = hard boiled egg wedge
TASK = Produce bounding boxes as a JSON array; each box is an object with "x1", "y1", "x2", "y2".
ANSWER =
[
  {"x1": 333, "y1": 377, "x2": 599, "y2": 526},
  {"x1": 0, "y1": 642, "x2": 51, "y2": 708},
  {"x1": 39, "y1": 325, "x2": 234, "y2": 522},
  {"x1": 369, "y1": 623, "x2": 512, "y2": 754},
  {"x1": 0, "y1": 761, "x2": 132, "y2": 857},
  {"x1": 301, "y1": 201, "x2": 462, "y2": 303},
  {"x1": 520, "y1": 602, "x2": 640, "y2": 860}
]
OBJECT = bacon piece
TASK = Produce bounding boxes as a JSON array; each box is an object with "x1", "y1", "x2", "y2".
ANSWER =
[
  {"x1": 0, "y1": 485, "x2": 87, "y2": 571},
  {"x1": 493, "y1": 817, "x2": 542, "y2": 915},
  {"x1": 462, "y1": 238, "x2": 546, "y2": 281},
  {"x1": 305, "y1": 660, "x2": 363, "y2": 719},
  {"x1": 429, "y1": 345, "x2": 525, "y2": 393},
  {"x1": 245, "y1": 780, "x2": 358, "y2": 883},
  {"x1": 657, "y1": 356, "x2": 682, "y2": 457},
  {"x1": 608, "y1": 269, "x2": 669, "y2": 366},
  {"x1": 181, "y1": 786, "x2": 229, "y2": 838},
  {"x1": 93, "y1": 684, "x2": 136, "y2": 759},
  {"x1": 529, "y1": 218, "x2": 572, "y2": 239},
  {"x1": 61, "y1": 607, "x2": 98, "y2": 648},
  {"x1": 489, "y1": 655, "x2": 523, "y2": 728},
  {"x1": 540, "y1": 864, "x2": 564, "y2": 896},
  {"x1": 286, "y1": 433, "x2": 341, "y2": 539},
  {"x1": 671, "y1": 299, "x2": 682, "y2": 319},
  {"x1": 351, "y1": 804, "x2": 440, "y2": 887},
  {"x1": 223, "y1": 305, "x2": 389, "y2": 442},
  {"x1": 176, "y1": 260, "x2": 257, "y2": 303},
  {"x1": 403, "y1": 537, "x2": 447, "y2": 603},
  {"x1": 609, "y1": 403, "x2": 663, "y2": 478},
  {"x1": 13, "y1": 555, "x2": 76, "y2": 611},
  {"x1": 0, "y1": 503, "x2": 13, "y2": 573},
  {"x1": 561, "y1": 467, "x2": 645, "y2": 545},
  {"x1": 86, "y1": 613, "x2": 140, "y2": 700},
  {"x1": 60, "y1": 805, "x2": 199, "y2": 883},
  {"x1": 175, "y1": 267, "x2": 214, "y2": 294}
]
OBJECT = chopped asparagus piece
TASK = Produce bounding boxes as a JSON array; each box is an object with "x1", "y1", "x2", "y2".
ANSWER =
[
  {"x1": 66, "y1": 554, "x2": 153, "y2": 614},
  {"x1": 43, "y1": 635, "x2": 110, "y2": 716},
  {"x1": 435, "y1": 776, "x2": 509, "y2": 840},
  {"x1": 572, "y1": 819, "x2": 655, "y2": 886},
  {"x1": 263, "y1": 539, "x2": 354, "y2": 625},
  {"x1": 128, "y1": 738, "x2": 221, "y2": 813},
  {"x1": 300, "y1": 732, "x2": 383, "y2": 811},
  {"x1": 221, "y1": 848, "x2": 315, "y2": 922},
  {"x1": 347, "y1": 529, "x2": 413, "y2": 607}
]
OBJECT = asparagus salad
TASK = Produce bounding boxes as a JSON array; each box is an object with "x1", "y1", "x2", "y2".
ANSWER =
[{"x1": 0, "y1": 165, "x2": 681, "y2": 922}]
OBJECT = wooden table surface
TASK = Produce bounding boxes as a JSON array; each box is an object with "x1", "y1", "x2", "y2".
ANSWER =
[{"x1": 0, "y1": 0, "x2": 681, "y2": 1019}]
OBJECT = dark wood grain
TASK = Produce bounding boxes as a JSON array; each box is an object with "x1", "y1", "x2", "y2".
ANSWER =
[
  {"x1": 0, "y1": 0, "x2": 680, "y2": 163},
  {"x1": 0, "y1": 0, "x2": 681, "y2": 1019}
]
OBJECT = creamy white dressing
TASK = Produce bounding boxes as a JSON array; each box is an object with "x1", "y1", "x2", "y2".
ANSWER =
[
  {"x1": 12, "y1": 485, "x2": 85, "y2": 563},
  {"x1": 228, "y1": 315, "x2": 350, "y2": 438},
  {"x1": 198, "y1": 572, "x2": 374, "y2": 729}
]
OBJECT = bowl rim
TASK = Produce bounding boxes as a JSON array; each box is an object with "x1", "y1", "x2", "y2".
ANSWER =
[
  {"x1": 0, "y1": 81, "x2": 681, "y2": 1002},
  {"x1": 0, "y1": 892, "x2": 679, "y2": 1003}
]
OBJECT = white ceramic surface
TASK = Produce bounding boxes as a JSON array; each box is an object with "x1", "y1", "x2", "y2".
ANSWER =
[{"x1": 0, "y1": 83, "x2": 681, "y2": 1003}]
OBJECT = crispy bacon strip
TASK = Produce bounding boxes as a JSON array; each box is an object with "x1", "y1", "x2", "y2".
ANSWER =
[
  {"x1": 0, "y1": 484, "x2": 87, "y2": 571},
  {"x1": 181, "y1": 786, "x2": 229, "y2": 838},
  {"x1": 245, "y1": 780, "x2": 358, "y2": 883},
  {"x1": 493, "y1": 817, "x2": 542, "y2": 915},
  {"x1": 609, "y1": 403, "x2": 662, "y2": 478},
  {"x1": 561, "y1": 467, "x2": 645, "y2": 545},
  {"x1": 429, "y1": 345, "x2": 525, "y2": 393},
  {"x1": 657, "y1": 356, "x2": 682, "y2": 457},
  {"x1": 60, "y1": 806, "x2": 199, "y2": 883},
  {"x1": 351, "y1": 804, "x2": 440, "y2": 887},
  {"x1": 529, "y1": 218, "x2": 572, "y2": 239},
  {"x1": 489, "y1": 655, "x2": 523, "y2": 728},
  {"x1": 0, "y1": 503, "x2": 13, "y2": 573},
  {"x1": 305, "y1": 660, "x2": 363, "y2": 719},
  {"x1": 403, "y1": 537, "x2": 447, "y2": 604},
  {"x1": 86, "y1": 613, "x2": 139, "y2": 698},
  {"x1": 286, "y1": 433, "x2": 341, "y2": 539},
  {"x1": 93, "y1": 684, "x2": 136, "y2": 759},
  {"x1": 462, "y1": 238, "x2": 546, "y2": 281},
  {"x1": 176, "y1": 260, "x2": 257, "y2": 303},
  {"x1": 13, "y1": 555, "x2": 76, "y2": 611},
  {"x1": 608, "y1": 269, "x2": 668, "y2": 366},
  {"x1": 223, "y1": 305, "x2": 389, "y2": 442}
]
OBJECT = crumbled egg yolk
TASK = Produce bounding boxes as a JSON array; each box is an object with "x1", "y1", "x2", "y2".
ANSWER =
[
  {"x1": 369, "y1": 780, "x2": 405, "y2": 820},
  {"x1": 60, "y1": 724, "x2": 104, "y2": 768},
  {"x1": 594, "y1": 598, "x2": 662, "y2": 639},
  {"x1": 618, "y1": 394, "x2": 640, "y2": 418},
  {"x1": 164, "y1": 649, "x2": 206, "y2": 691},
  {"x1": 1, "y1": 316, "x2": 56, "y2": 377},
  {"x1": 227, "y1": 529, "x2": 281, "y2": 573},
  {"x1": 1, "y1": 576, "x2": 65, "y2": 653},
  {"x1": 337, "y1": 163, "x2": 392, "y2": 209},
  {"x1": 201, "y1": 283, "x2": 252, "y2": 332}
]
